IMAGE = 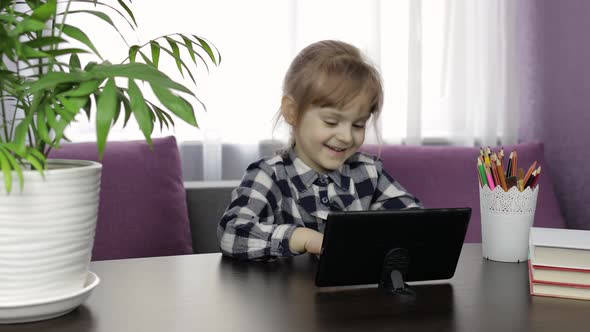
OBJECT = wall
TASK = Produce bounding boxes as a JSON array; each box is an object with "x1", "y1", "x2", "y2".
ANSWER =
[{"x1": 519, "y1": 0, "x2": 590, "y2": 229}]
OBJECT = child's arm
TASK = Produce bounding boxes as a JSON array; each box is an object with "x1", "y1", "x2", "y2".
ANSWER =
[
  {"x1": 369, "y1": 160, "x2": 423, "y2": 210},
  {"x1": 217, "y1": 164, "x2": 311, "y2": 260}
]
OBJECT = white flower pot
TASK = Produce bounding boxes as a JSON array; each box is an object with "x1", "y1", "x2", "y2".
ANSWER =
[{"x1": 0, "y1": 159, "x2": 101, "y2": 304}]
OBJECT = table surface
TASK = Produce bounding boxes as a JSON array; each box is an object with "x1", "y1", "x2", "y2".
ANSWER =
[{"x1": 2, "y1": 244, "x2": 589, "y2": 332}]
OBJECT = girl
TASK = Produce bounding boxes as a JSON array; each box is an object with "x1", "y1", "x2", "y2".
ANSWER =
[{"x1": 218, "y1": 40, "x2": 422, "y2": 260}]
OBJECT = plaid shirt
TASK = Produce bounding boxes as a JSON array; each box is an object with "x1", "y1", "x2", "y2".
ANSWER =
[{"x1": 218, "y1": 149, "x2": 422, "y2": 260}]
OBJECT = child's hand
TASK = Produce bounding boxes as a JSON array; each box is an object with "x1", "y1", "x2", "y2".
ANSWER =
[{"x1": 289, "y1": 228, "x2": 324, "y2": 255}]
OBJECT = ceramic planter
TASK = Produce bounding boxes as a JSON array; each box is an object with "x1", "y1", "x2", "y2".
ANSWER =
[{"x1": 0, "y1": 159, "x2": 101, "y2": 304}]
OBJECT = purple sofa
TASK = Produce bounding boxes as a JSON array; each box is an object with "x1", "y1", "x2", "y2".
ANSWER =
[
  {"x1": 362, "y1": 141, "x2": 566, "y2": 242},
  {"x1": 48, "y1": 137, "x2": 566, "y2": 258},
  {"x1": 49, "y1": 136, "x2": 193, "y2": 261}
]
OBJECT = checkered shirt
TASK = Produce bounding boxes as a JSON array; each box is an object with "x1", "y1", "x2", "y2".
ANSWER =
[{"x1": 217, "y1": 149, "x2": 423, "y2": 260}]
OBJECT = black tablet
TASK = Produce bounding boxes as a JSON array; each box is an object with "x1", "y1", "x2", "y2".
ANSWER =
[{"x1": 315, "y1": 208, "x2": 471, "y2": 289}]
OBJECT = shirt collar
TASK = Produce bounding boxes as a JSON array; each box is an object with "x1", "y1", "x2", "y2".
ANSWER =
[{"x1": 285, "y1": 149, "x2": 350, "y2": 192}]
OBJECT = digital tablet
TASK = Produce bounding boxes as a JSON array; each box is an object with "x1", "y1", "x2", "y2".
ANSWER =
[{"x1": 315, "y1": 208, "x2": 471, "y2": 288}]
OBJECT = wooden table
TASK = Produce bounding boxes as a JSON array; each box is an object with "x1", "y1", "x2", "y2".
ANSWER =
[{"x1": 2, "y1": 244, "x2": 589, "y2": 331}]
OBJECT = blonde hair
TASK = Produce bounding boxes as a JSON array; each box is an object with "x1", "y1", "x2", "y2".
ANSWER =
[{"x1": 275, "y1": 40, "x2": 384, "y2": 147}]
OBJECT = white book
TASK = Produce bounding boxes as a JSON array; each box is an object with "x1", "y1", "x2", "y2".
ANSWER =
[{"x1": 529, "y1": 227, "x2": 590, "y2": 270}]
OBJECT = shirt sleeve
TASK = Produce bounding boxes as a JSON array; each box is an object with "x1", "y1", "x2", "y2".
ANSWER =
[
  {"x1": 217, "y1": 163, "x2": 299, "y2": 260},
  {"x1": 369, "y1": 160, "x2": 423, "y2": 210}
]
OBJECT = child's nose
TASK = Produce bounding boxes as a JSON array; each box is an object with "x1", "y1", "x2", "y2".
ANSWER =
[{"x1": 336, "y1": 126, "x2": 353, "y2": 144}]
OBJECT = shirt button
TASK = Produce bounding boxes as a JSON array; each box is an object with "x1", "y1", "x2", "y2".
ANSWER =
[
  {"x1": 321, "y1": 197, "x2": 329, "y2": 204},
  {"x1": 320, "y1": 177, "x2": 327, "y2": 184}
]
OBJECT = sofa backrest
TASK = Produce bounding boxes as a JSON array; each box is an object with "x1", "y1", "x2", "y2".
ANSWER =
[
  {"x1": 49, "y1": 136, "x2": 193, "y2": 260},
  {"x1": 362, "y1": 141, "x2": 566, "y2": 242}
]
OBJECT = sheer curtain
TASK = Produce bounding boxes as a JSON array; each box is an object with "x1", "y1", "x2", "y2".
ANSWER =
[
  {"x1": 63, "y1": 0, "x2": 519, "y2": 178},
  {"x1": 440, "y1": 0, "x2": 519, "y2": 146}
]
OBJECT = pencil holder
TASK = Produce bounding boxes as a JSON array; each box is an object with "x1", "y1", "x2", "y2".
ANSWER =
[{"x1": 479, "y1": 185, "x2": 539, "y2": 262}]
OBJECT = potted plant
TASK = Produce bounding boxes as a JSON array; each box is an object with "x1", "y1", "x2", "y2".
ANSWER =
[{"x1": 0, "y1": 0, "x2": 219, "y2": 311}]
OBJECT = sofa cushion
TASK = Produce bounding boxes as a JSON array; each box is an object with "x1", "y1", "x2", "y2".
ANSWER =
[
  {"x1": 49, "y1": 136, "x2": 193, "y2": 260},
  {"x1": 362, "y1": 142, "x2": 566, "y2": 242}
]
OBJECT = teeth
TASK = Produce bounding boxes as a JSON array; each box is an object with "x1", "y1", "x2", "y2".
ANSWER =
[{"x1": 326, "y1": 145, "x2": 345, "y2": 152}]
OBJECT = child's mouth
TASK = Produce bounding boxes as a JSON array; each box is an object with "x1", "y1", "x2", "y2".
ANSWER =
[{"x1": 325, "y1": 144, "x2": 346, "y2": 152}]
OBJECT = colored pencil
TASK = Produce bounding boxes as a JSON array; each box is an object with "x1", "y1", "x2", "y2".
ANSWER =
[
  {"x1": 496, "y1": 158, "x2": 508, "y2": 191},
  {"x1": 490, "y1": 154, "x2": 501, "y2": 187},
  {"x1": 485, "y1": 164, "x2": 495, "y2": 190},
  {"x1": 477, "y1": 158, "x2": 487, "y2": 187},
  {"x1": 512, "y1": 150, "x2": 518, "y2": 177},
  {"x1": 524, "y1": 169, "x2": 537, "y2": 189},
  {"x1": 506, "y1": 151, "x2": 513, "y2": 178},
  {"x1": 523, "y1": 161, "x2": 538, "y2": 186}
]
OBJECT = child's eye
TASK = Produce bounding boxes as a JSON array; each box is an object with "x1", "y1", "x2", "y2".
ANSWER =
[
  {"x1": 324, "y1": 120, "x2": 337, "y2": 126},
  {"x1": 353, "y1": 123, "x2": 366, "y2": 129}
]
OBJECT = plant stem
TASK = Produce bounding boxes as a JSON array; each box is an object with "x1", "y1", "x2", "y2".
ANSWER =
[
  {"x1": 56, "y1": 0, "x2": 73, "y2": 42},
  {"x1": 0, "y1": 89, "x2": 8, "y2": 142}
]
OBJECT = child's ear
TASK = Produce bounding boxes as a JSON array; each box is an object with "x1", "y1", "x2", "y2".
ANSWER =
[{"x1": 281, "y1": 96, "x2": 297, "y2": 126}]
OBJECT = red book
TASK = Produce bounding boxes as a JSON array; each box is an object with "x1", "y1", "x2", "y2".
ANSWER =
[{"x1": 529, "y1": 262, "x2": 590, "y2": 301}]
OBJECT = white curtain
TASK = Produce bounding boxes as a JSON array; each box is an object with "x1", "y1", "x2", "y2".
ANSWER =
[
  {"x1": 438, "y1": 0, "x2": 519, "y2": 146},
  {"x1": 63, "y1": 0, "x2": 519, "y2": 179}
]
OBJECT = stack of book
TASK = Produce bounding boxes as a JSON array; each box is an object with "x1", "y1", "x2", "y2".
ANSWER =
[{"x1": 529, "y1": 227, "x2": 590, "y2": 301}]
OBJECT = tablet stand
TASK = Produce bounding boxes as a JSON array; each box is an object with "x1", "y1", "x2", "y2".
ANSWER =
[{"x1": 379, "y1": 248, "x2": 416, "y2": 296}]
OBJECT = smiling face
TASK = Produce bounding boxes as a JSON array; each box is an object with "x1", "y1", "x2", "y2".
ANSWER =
[{"x1": 283, "y1": 95, "x2": 372, "y2": 174}]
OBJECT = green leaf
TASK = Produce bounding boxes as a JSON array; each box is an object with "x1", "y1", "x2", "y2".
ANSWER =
[
  {"x1": 116, "y1": 0, "x2": 137, "y2": 27},
  {"x1": 158, "y1": 44, "x2": 196, "y2": 85},
  {"x1": 57, "y1": 96, "x2": 87, "y2": 117},
  {"x1": 120, "y1": 93, "x2": 132, "y2": 127},
  {"x1": 155, "y1": 105, "x2": 175, "y2": 127},
  {"x1": 13, "y1": 17, "x2": 46, "y2": 35},
  {"x1": 36, "y1": 107, "x2": 52, "y2": 144},
  {"x1": 165, "y1": 37, "x2": 183, "y2": 77},
  {"x1": 96, "y1": 78, "x2": 118, "y2": 159},
  {"x1": 60, "y1": 80, "x2": 102, "y2": 97},
  {"x1": 129, "y1": 45, "x2": 140, "y2": 63},
  {"x1": 25, "y1": 153, "x2": 45, "y2": 174},
  {"x1": 31, "y1": 0, "x2": 56, "y2": 22},
  {"x1": 194, "y1": 35, "x2": 217, "y2": 65},
  {"x1": 20, "y1": 45, "x2": 50, "y2": 59},
  {"x1": 13, "y1": 113, "x2": 33, "y2": 155},
  {"x1": 70, "y1": 53, "x2": 81, "y2": 69},
  {"x1": 44, "y1": 48, "x2": 88, "y2": 57},
  {"x1": 59, "y1": 24, "x2": 102, "y2": 59},
  {"x1": 150, "y1": 41, "x2": 160, "y2": 68},
  {"x1": 0, "y1": 148, "x2": 13, "y2": 194},
  {"x1": 152, "y1": 105, "x2": 166, "y2": 131},
  {"x1": 66, "y1": 10, "x2": 128, "y2": 45},
  {"x1": 138, "y1": 50, "x2": 154, "y2": 67},
  {"x1": 82, "y1": 96, "x2": 92, "y2": 120},
  {"x1": 151, "y1": 84, "x2": 197, "y2": 127},
  {"x1": 0, "y1": 147, "x2": 24, "y2": 192},
  {"x1": 180, "y1": 35, "x2": 196, "y2": 64},
  {"x1": 28, "y1": 71, "x2": 93, "y2": 92},
  {"x1": 46, "y1": 103, "x2": 68, "y2": 146},
  {"x1": 90, "y1": 63, "x2": 194, "y2": 95},
  {"x1": 23, "y1": 36, "x2": 65, "y2": 48},
  {"x1": 128, "y1": 80, "x2": 153, "y2": 145},
  {"x1": 179, "y1": 36, "x2": 211, "y2": 73}
]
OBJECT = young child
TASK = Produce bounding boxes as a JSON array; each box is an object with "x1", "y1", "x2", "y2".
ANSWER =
[{"x1": 218, "y1": 40, "x2": 422, "y2": 260}]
